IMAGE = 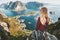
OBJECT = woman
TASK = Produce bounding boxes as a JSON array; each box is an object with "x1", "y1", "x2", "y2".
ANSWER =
[
  {"x1": 36, "y1": 7, "x2": 49, "y2": 32},
  {"x1": 35, "y1": 7, "x2": 50, "y2": 40}
]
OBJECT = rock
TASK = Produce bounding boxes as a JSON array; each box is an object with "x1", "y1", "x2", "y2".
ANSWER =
[
  {"x1": 0, "y1": 22, "x2": 9, "y2": 32},
  {"x1": 0, "y1": 24, "x2": 10, "y2": 40},
  {"x1": 44, "y1": 32, "x2": 58, "y2": 40},
  {"x1": 28, "y1": 30, "x2": 58, "y2": 40}
]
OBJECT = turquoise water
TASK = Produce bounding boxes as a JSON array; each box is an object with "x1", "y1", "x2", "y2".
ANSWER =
[
  {"x1": 19, "y1": 15, "x2": 36, "y2": 30},
  {"x1": 0, "y1": 8, "x2": 18, "y2": 17}
]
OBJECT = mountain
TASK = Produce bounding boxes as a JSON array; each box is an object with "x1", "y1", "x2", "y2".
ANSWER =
[
  {"x1": 7, "y1": 1, "x2": 26, "y2": 11},
  {"x1": 25, "y1": 2, "x2": 43, "y2": 9}
]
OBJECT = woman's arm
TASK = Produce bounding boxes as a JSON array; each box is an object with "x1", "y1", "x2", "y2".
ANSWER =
[{"x1": 36, "y1": 17, "x2": 40, "y2": 30}]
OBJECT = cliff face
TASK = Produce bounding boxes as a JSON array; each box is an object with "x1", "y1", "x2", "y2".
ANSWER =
[
  {"x1": 0, "y1": 11, "x2": 10, "y2": 40},
  {"x1": 47, "y1": 20, "x2": 60, "y2": 40}
]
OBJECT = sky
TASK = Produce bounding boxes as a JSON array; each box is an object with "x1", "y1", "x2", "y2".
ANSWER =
[{"x1": 0, "y1": 0, "x2": 60, "y2": 5}]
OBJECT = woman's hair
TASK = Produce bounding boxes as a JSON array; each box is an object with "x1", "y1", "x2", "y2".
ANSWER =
[
  {"x1": 40, "y1": 7, "x2": 48, "y2": 18},
  {"x1": 40, "y1": 7, "x2": 49, "y2": 25}
]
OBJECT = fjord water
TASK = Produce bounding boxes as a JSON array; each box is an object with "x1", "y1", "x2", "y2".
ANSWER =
[
  {"x1": 0, "y1": 8, "x2": 19, "y2": 17},
  {"x1": 0, "y1": 4, "x2": 60, "y2": 30}
]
